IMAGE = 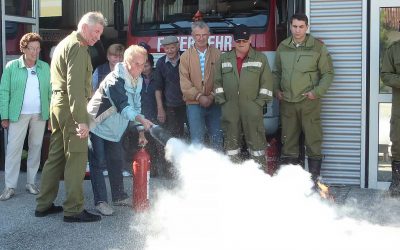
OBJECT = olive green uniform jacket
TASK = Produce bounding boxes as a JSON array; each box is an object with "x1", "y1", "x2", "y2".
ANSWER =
[
  {"x1": 273, "y1": 34, "x2": 334, "y2": 102},
  {"x1": 381, "y1": 40, "x2": 400, "y2": 160},
  {"x1": 214, "y1": 47, "x2": 273, "y2": 164},
  {"x1": 36, "y1": 31, "x2": 93, "y2": 216},
  {"x1": 273, "y1": 34, "x2": 334, "y2": 159}
]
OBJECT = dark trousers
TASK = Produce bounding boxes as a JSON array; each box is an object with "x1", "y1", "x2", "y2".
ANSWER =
[
  {"x1": 89, "y1": 133, "x2": 128, "y2": 205},
  {"x1": 165, "y1": 105, "x2": 187, "y2": 138}
]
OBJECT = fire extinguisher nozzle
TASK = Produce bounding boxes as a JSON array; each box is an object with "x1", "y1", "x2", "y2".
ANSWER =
[{"x1": 149, "y1": 125, "x2": 174, "y2": 146}]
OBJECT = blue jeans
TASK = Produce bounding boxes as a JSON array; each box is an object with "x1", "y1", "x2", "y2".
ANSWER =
[
  {"x1": 89, "y1": 133, "x2": 128, "y2": 205},
  {"x1": 186, "y1": 103, "x2": 223, "y2": 151}
]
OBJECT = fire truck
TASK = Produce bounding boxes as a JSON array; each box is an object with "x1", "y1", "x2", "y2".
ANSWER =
[{"x1": 114, "y1": 0, "x2": 305, "y2": 138}]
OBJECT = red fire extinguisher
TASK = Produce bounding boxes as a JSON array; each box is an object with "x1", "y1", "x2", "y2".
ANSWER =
[
  {"x1": 132, "y1": 145, "x2": 151, "y2": 212},
  {"x1": 265, "y1": 137, "x2": 279, "y2": 176}
]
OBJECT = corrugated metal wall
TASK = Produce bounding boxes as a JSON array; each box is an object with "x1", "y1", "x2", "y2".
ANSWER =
[
  {"x1": 308, "y1": 0, "x2": 364, "y2": 185},
  {"x1": 72, "y1": 0, "x2": 132, "y2": 26}
]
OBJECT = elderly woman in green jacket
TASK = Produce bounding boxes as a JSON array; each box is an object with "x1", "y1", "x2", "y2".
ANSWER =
[{"x1": 0, "y1": 33, "x2": 51, "y2": 201}]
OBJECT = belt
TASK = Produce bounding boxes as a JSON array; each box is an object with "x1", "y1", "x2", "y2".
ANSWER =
[{"x1": 52, "y1": 90, "x2": 67, "y2": 95}]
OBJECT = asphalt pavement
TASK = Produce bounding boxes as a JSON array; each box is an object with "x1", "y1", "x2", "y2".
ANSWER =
[
  {"x1": 0, "y1": 171, "x2": 175, "y2": 250},
  {"x1": 1, "y1": 171, "x2": 400, "y2": 250}
]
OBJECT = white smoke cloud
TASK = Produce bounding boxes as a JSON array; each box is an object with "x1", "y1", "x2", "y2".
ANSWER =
[{"x1": 140, "y1": 139, "x2": 398, "y2": 250}]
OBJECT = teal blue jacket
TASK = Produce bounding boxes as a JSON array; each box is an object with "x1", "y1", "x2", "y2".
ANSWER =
[{"x1": 0, "y1": 56, "x2": 51, "y2": 122}]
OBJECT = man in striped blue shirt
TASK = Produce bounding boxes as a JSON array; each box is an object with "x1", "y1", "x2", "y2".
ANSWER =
[{"x1": 179, "y1": 21, "x2": 223, "y2": 150}]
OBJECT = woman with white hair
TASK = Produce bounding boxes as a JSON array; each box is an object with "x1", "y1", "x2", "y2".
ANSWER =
[{"x1": 88, "y1": 45, "x2": 153, "y2": 215}]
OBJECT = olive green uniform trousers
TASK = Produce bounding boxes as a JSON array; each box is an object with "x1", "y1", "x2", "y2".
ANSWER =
[
  {"x1": 36, "y1": 93, "x2": 88, "y2": 216},
  {"x1": 382, "y1": 41, "x2": 400, "y2": 161},
  {"x1": 280, "y1": 98, "x2": 322, "y2": 160}
]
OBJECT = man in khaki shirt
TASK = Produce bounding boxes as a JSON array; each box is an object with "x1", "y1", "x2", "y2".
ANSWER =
[{"x1": 35, "y1": 12, "x2": 106, "y2": 222}]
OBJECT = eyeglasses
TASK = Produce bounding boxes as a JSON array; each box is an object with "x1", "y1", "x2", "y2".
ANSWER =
[
  {"x1": 194, "y1": 34, "x2": 209, "y2": 39},
  {"x1": 26, "y1": 47, "x2": 41, "y2": 52},
  {"x1": 235, "y1": 39, "x2": 249, "y2": 44},
  {"x1": 31, "y1": 70, "x2": 36, "y2": 75}
]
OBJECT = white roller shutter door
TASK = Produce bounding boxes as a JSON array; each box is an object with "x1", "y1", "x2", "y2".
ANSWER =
[{"x1": 308, "y1": 0, "x2": 366, "y2": 185}]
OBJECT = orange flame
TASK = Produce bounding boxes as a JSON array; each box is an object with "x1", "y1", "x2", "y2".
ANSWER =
[{"x1": 316, "y1": 181, "x2": 335, "y2": 202}]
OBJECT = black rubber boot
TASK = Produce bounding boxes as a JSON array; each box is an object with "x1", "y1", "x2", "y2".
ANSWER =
[
  {"x1": 279, "y1": 157, "x2": 300, "y2": 166},
  {"x1": 308, "y1": 158, "x2": 322, "y2": 184},
  {"x1": 389, "y1": 161, "x2": 400, "y2": 197}
]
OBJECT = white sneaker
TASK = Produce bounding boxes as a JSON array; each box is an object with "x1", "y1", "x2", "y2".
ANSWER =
[
  {"x1": 103, "y1": 170, "x2": 108, "y2": 176},
  {"x1": 112, "y1": 197, "x2": 132, "y2": 207},
  {"x1": 0, "y1": 188, "x2": 15, "y2": 201},
  {"x1": 26, "y1": 184, "x2": 40, "y2": 195},
  {"x1": 95, "y1": 202, "x2": 114, "y2": 216},
  {"x1": 122, "y1": 171, "x2": 131, "y2": 177}
]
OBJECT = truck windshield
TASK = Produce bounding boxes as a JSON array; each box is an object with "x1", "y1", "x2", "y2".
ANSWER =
[{"x1": 131, "y1": 0, "x2": 269, "y2": 35}]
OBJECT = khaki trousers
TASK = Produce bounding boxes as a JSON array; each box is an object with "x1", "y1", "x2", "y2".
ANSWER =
[{"x1": 4, "y1": 114, "x2": 46, "y2": 188}]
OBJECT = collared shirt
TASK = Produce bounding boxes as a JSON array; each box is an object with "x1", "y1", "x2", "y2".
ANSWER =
[
  {"x1": 196, "y1": 47, "x2": 207, "y2": 80},
  {"x1": 292, "y1": 41, "x2": 304, "y2": 48},
  {"x1": 291, "y1": 36, "x2": 309, "y2": 48},
  {"x1": 165, "y1": 54, "x2": 180, "y2": 67},
  {"x1": 236, "y1": 56, "x2": 247, "y2": 75}
]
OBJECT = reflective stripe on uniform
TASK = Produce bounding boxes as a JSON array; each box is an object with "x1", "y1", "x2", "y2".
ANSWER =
[
  {"x1": 249, "y1": 149, "x2": 265, "y2": 157},
  {"x1": 260, "y1": 88, "x2": 273, "y2": 97},
  {"x1": 222, "y1": 62, "x2": 233, "y2": 68},
  {"x1": 242, "y1": 62, "x2": 262, "y2": 68},
  {"x1": 226, "y1": 148, "x2": 240, "y2": 156},
  {"x1": 215, "y1": 87, "x2": 224, "y2": 94}
]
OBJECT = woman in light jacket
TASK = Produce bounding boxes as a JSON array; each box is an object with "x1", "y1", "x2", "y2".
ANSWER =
[
  {"x1": 88, "y1": 45, "x2": 153, "y2": 216},
  {"x1": 0, "y1": 33, "x2": 51, "y2": 201}
]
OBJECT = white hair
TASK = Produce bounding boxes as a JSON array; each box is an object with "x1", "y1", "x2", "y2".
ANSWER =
[
  {"x1": 124, "y1": 45, "x2": 148, "y2": 64},
  {"x1": 77, "y1": 12, "x2": 107, "y2": 32}
]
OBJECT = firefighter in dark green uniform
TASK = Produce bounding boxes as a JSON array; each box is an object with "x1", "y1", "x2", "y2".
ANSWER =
[
  {"x1": 381, "y1": 39, "x2": 400, "y2": 196},
  {"x1": 35, "y1": 12, "x2": 106, "y2": 222},
  {"x1": 214, "y1": 25, "x2": 273, "y2": 167},
  {"x1": 273, "y1": 13, "x2": 334, "y2": 183}
]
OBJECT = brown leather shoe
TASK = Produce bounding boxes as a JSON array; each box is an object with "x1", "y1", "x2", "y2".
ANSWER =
[{"x1": 63, "y1": 210, "x2": 101, "y2": 223}]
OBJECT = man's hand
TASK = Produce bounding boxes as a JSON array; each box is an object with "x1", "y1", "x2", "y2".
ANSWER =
[
  {"x1": 1, "y1": 119, "x2": 9, "y2": 129},
  {"x1": 303, "y1": 92, "x2": 317, "y2": 100},
  {"x1": 276, "y1": 91, "x2": 284, "y2": 101},
  {"x1": 157, "y1": 107, "x2": 166, "y2": 124},
  {"x1": 198, "y1": 95, "x2": 213, "y2": 108},
  {"x1": 76, "y1": 123, "x2": 89, "y2": 139}
]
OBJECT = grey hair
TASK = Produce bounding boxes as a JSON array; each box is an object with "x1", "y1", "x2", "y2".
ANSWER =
[
  {"x1": 191, "y1": 21, "x2": 209, "y2": 33},
  {"x1": 77, "y1": 12, "x2": 107, "y2": 32}
]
